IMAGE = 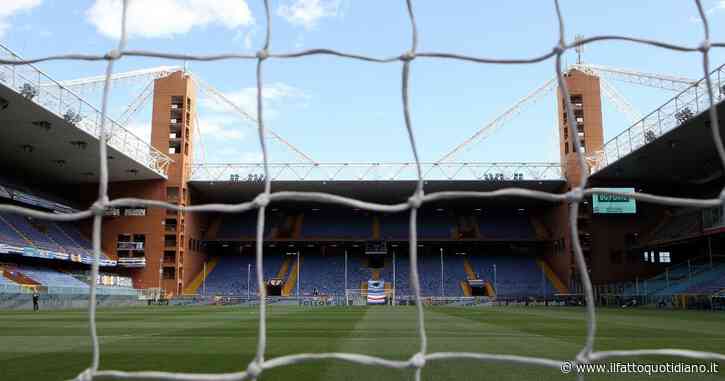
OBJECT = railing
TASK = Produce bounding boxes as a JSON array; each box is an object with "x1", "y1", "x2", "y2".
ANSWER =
[
  {"x1": 593, "y1": 63, "x2": 725, "y2": 172},
  {"x1": 117, "y1": 241, "x2": 144, "y2": 251},
  {"x1": 602, "y1": 255, "x2": 725, "y2": 296},
  {"x1": 189, "y1": 162, "x2": 564, "y2": 182},
  {"x1": 703, "y1": 206, "x2": 725, "y2": 229},
  {"x1": 0, "y1": 44, "x2": 172, "y2": 177},
  {"x1": 0, "y1": 283, "x2": 138, "y2": 295}
]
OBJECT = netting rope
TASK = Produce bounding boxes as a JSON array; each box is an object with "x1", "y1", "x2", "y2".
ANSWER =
[{"x1": 1, "y1": 0, "x2": 725, "y2": 380}]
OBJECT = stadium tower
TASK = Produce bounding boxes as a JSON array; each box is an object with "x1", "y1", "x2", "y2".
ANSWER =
[
  {"x1": 557, "y1": 68, "x2": 604, "y2": 186},
  {"x1": 99, "y1": 70, "x2": 205, "y2": 296},
  {"x1": 555, "y1": 68, "x2": 605, "y2": 289}
]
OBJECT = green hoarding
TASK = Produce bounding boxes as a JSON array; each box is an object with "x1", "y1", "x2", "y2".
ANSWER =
[{"x1": 592, "y1": 187, "x2": 636, "y2": 214}]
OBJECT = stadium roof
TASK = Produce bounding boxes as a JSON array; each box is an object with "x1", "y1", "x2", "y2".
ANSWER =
[
  {"x1": 189, "y1": 179, "x2": 565, "y2": 206},
  {"x1": 0, "y1": 82, "x2": 166, "y2": 184},
  {"x1": 590, "y1": 101, "x2": 725, "y2": 188}
]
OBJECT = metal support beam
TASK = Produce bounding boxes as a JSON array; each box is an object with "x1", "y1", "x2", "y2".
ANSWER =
[
  {"x1": 437, "y1": 77, "x2": 558, "y2": 163},
  {"x1": 188, "y1": 161, "x2": 563, "y2": 181},
  {"x1": 117, "y1": 80, "x2": 154, "y2": 127},
  {"x1": 191, "y1": 76, "x2": 318, "y2": 165},
  {"x1": 599, "y1": 78, "x2": 642, "y2": 125},
  {"x1": 571, "y1": 63, "x2": 697, "y2": 92}
]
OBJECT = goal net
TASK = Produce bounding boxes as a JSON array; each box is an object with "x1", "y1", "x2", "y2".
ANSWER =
[{"x1": 1, "y1": 0, "x2": 725, "y2": 380}]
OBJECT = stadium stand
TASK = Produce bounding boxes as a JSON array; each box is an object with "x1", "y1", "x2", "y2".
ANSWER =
[
  {"x1": 216, "y1": 212, "x2": 273, "y2": 240},
  {"x1": 622, "y1": 261, "x2": 725, "y2": 296},
  {"x1": 683, "y1": 266, "x2": 725, "y2": 294},
  {"x1": 0, "y1": 214, "x2": 27, "y2": 246},
  {"x1": 455, "y1": 216, "x2": 479, "y2": 239},
  {"x1": 1, "y1": 213, "x2": 62, "y2": 252},
  {"x1": 0, "y1": 271, "x2": 18, "y2": 286},
  {"x1": 476, "y1": 212, "x2": 536, "y2": 241},
  {"x1": 203, "y1": 253, "x2": 285, "y2": 296},
  {"x1": 11, "y1": 264, "x2": 89, "y2": 289},
  {"x1": 379, "y1": 213, "x2": 410, "y2": 241},
  {"x1": 363, "y1": 253, "x2": 465, "y2": 297},
  {"x1": 417, "y1": 254, "x2": 444, "y2": 295},
  {"x1": 646, "y1": 208, "x2": 703, "y2": 244},
  {"x1": 301, "y1": 209, "x2": 372, "y2": 240},
  {"x1": 46, "y1": 223, "x2": 88, "y2": 256},
  {"x1": 298, "y1": 253, "x2": 345, "y2": 295},
  {"x1": 346, "y1": 253, "x2": 374, "y2": 292},
  {"x1": 393, "y1": 254, "x2": 411, "y2": 296},
  {"x1": 0, "y1": 171, "x2": 98, "y2": 261},
  {"x1": 418, "y1": 211, "x2": 455, "y2": 240},
  {"x1": 466, "y1": 254, "x2": 554, "y2": 297},
  {"x1": 0, "y1": 212, "x2": 105, "y2": 259},
  {"x1": 56, "y1": 223, "x2": 95, "y2": 255},
  {"x1": 442, "y1": 254, "x2": 465, "y2": 296},
  {"x1": 0, "y1": 176, "x2": 79, "y2": 212}
]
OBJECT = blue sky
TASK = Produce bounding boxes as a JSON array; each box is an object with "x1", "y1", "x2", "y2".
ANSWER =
[{"x1": 2, "y1": 0, "x2": 725, "y2": 165}]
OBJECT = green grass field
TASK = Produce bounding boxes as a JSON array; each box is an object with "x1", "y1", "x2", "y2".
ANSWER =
[{"x1": 0, "y1": 305, "x2": 724, "y2": 380}]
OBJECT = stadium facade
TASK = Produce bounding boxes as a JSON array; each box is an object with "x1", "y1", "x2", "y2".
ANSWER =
[{"x1": 1, "y1": 55, "x2": 725, "y2": 302}]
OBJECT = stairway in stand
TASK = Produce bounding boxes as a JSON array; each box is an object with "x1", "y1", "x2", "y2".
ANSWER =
[
  {"x1": 183, "y1": 257, "x2": 220, "y2": 295},
  {"x1": 282, "y1": 256, "x2": 302, "y2": 296},
  {"x1": 460, "y1": 281, "x2": 472, "y2": 297},
  {"x1": 536, "y1": 259, "x2": 568, "y2": 293}
]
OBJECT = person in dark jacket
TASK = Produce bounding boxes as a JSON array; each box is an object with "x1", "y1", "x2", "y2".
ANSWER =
[{"x1": 32, "y1": 290, "x2": 40, "y2": 311}]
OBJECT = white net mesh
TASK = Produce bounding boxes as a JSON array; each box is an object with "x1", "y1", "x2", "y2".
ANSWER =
[{"x1": 1, "y1": 0, "x2": 725, "y2": 380}]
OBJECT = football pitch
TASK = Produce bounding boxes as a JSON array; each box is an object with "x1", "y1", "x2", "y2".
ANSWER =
[{"x1": 0, "y1": 305, "x2": 723, "y2": 380}]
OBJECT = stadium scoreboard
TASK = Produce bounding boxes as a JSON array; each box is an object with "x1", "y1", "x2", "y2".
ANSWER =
[{"x1": 593, "y1": 187, "x2": 636, "y2": 214}]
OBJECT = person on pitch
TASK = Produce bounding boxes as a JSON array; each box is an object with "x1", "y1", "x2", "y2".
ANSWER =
[{"x1": 32, "y1": 289, "x2": 40, "y2": 312}]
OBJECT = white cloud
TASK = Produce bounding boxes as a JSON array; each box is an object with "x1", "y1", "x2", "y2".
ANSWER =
[
  {"x1": 197, "y1": 114, "x2": 247, "y2": 141},
  {"x1": 234, "y1": 28, "x2": 256, "y2": 49},
  {"x1": 125, "y1": 121, "x2": 151, "y2": 143},
  {"x1": 277, "y1": 0, "x2": 339, "y2": 30},
  {"x1": 200, "y1": 82, "x2": 308, "y2": 120},
  {"x1": 211, "y1": 149, "x2": 262, "y2": 162},
  {"x1": 0, "y1": 0, "x2": 42, "y2": 38},
  {"x1": 244, "y1": 31, "x2": 255, "y2": 49},
  {"x1": 714, "y1": 0, "x2": 725, "y2": 11},
  {"x1": 86, "y1": 0, "x2": 254, "y2": 39},
  {"x1": 689, "y1": 1, "x2": 725, "y2": 21}
]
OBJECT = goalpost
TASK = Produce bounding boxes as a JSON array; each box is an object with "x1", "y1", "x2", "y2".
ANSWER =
[{"x1": 1, "y1": 0, "x2": 725, "y2": 380}]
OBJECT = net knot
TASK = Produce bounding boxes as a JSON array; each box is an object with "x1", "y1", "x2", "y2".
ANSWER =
[
  {"x1": 553, "y1": 44, "x2": 565, "y2": 55},
  {"x1": 566, "y1": 188, "x2": 583, "y2": 203},
  {"x1": 76, "y1": 368, "x2": 94, "y2": 381},
  {"x1": 90, "y1": 198, "x2": 109, "y2": 216},
  {"x1": 401, "y1": 50, "x2": 416, "y2": 61},
  {"x1": 254, "y1": 193, "x2": 270, "y2": 208},
  {"x1": 575, "y1": 352, "x2": 591, "y2": 366},
  {"x1": 700, "y1": 39, "x2": 711, "y2": 52},
  {"x1": 105, "y1": 49, "x2": 121, "y2": 60},
  {"x1": 257, "y1": 49, "x2": 269, "y2": 60},
  {"x1": 409, "y1": 352, "x2": 426, "y2": 368},
  {"x1": 408, "y1": 192, "x2": 423, "y2": 209},
  {"x1": 718, "y1": 188, "x2": 725, "y2": 205},
  {"x1": 246, "y1": 361, "x2": 263, "y2": 378}
]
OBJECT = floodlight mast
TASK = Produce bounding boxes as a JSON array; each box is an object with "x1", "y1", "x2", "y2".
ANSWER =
[
  {"x1": 436, "y1": 77, "x2": 558, "y2": 163},
  {"x1": 599, "y1": 78, "x2": 642, "y2": 125},
  {"x1": 117, "y1": 80, "x2": 154, "y2": 127},
  {"x1": 191, "y1": 76, "x2": 318, "y2": 164},
  {"x1": 571, "y1": 63, "x2": 698, "y2": 92},
  {"x1": 41, "y1": 66, "x2": 183, "y2": 89},
  {"x1": 437, "y1": 63, "x2": 700, "y2": 163},
  {"x1": 53, "y1": 66, "x2": 318, "y2": 165}
]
